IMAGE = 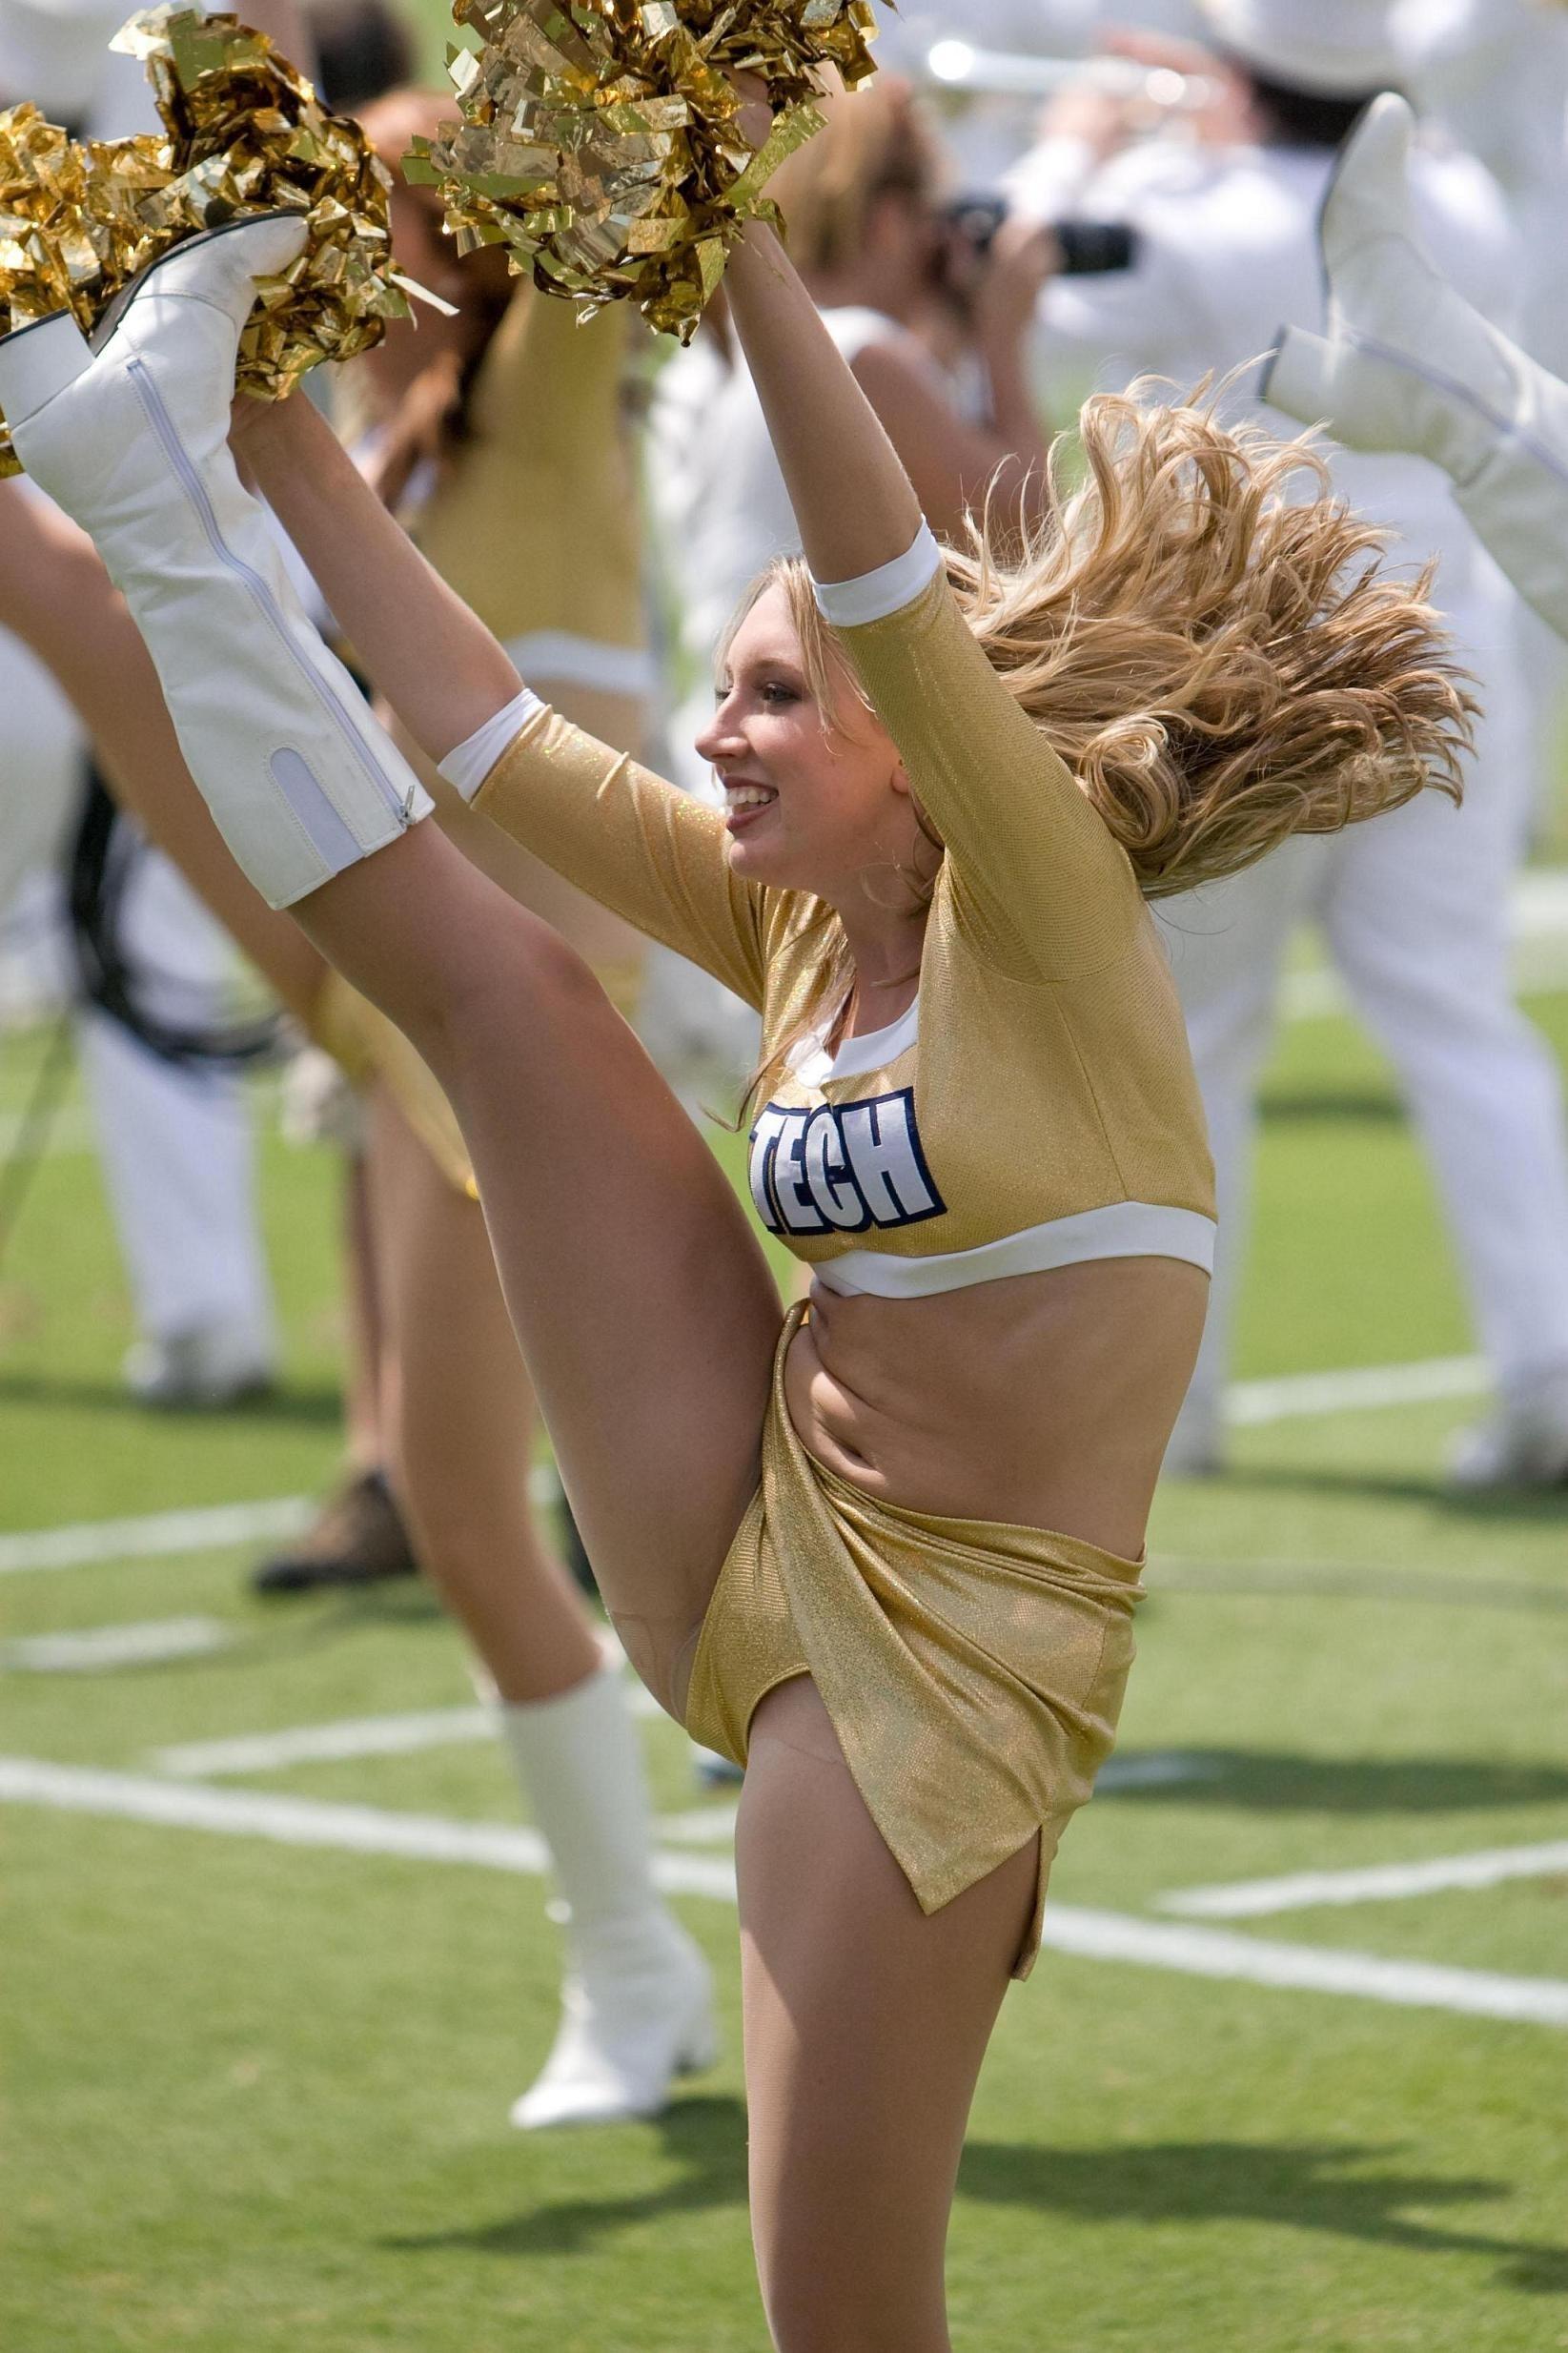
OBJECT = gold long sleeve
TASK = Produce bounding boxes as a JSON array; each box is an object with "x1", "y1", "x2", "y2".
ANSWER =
[
  {"x1": 475, "y1": 703, "x2": 770, "y2": 1010},
  {"x1": 828, "y1": 571, "x2": 1143, "y2": 984}
]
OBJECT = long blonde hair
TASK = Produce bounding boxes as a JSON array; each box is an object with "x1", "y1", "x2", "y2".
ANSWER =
[{"x1": 730, "y1": 383, "x2": 1475, "y2": 1110}]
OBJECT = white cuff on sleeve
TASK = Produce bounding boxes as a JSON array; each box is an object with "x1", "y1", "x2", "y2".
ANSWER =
[
  {"x1": 812, "y1": 523, "x2": 942, "y2": 628},
  {"x1": 438, "y1": 687, "x2": 544, "y2": 804}
]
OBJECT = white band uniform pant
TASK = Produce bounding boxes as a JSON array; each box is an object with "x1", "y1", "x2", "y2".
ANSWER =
[{"x1": 1159, "y1": 565, "x2": 1568, "y2": 1451}]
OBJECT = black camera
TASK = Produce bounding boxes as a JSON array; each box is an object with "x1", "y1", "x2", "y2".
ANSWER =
[{"x1": 943, "y1": 194, "x2": 1140, "y2": 276}]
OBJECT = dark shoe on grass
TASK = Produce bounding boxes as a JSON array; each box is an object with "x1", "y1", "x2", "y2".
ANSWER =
[{"x1": 251, "y1": 1469, "x2": 419, "y2": 1596}]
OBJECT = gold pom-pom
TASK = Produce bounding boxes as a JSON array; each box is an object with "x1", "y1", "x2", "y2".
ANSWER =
[
  {"x1": 0, "y1": 8, "x2": 416, "y2": 479},
  {"x1": 406, "y1": 0, "x2": 892, "y2": 343}
]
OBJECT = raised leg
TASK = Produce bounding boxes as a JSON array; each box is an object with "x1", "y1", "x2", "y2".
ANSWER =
[
  {"x1": 0, "y1": 481, "x2": 327, "y2": 1023},
  {"x1": 0, "y1": 226, "x2": 784, "y2": 1711},
  {"x1": 359, "y1": 830, "x2": 782, "y2": 1711},
  {"x1": 737, "y1": 1677, "x2": 1036, "y2": 2353}
]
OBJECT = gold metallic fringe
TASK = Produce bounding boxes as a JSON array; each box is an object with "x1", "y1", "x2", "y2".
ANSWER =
[
  {"x1": 0, "y1": 7, "x2": 412, "y2": 478},
  {"x1": 405, "y1": 0, "x2": 889, "y2": 342}
]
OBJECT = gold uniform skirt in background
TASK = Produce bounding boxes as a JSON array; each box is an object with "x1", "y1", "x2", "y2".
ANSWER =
[{"x1": 683, "y1": 1304, "x2": 1145, "y2": 1978}]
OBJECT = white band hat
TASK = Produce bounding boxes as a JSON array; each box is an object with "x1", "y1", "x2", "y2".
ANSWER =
[{"x1": 1197, "y1": 0, "x2": 1406, "y2": 93}]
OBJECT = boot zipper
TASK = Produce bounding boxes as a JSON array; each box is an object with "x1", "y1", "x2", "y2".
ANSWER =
[{"x1": 127, "y1": 358, "x2": 418, "y2": 828}]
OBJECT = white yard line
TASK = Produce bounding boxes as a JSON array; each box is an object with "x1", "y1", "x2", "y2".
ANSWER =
[
  {"x1": 152, "y1": 1707, "x2": 498, "y2": 1779},
  {"x1": 0, "y1": 1363, "x2": 1488, "y2": 1588},
  {"x1": 1097, "y1": 1751, "x2": 1220, "y2": 1791},
  {"x1": 3, "y1": 1754, "x2": 1565, "y2": 2028},
  {"x1": 0, "y1": 1103, "x2": 96, "y2": 1158},
  {"x1": 0, "y1": 1756, "x2": 736, "y2": 1902},
  {"x1": 653, "y1": 1804, "x2": 743, "y2": 1846},
  {"x1": 0, "y1": 1467, "x2": 561, "y2": 1577},
  {"x1": 1, "y1": 1617, "x2": 231, "y2": 1672},
  {"x1": 0, "y1": 1359, "x2": 1508, "y2": 1591},
  {"x1": 1159, "y1": 1841, "x2": 1568, "y2": 1919},
  {"x1": 0, "y1": 1499, "x2": 315, "y2": 1577},
  {"x1": 157, "y1": 1714, "x2": 1218, "y2": 1789},
  {"x1": 1035, "y1": 1906, "x2": 1568, "y2": 2028},
  {"x1": 155, "y1": 1716, "x2": 741, "y2": 1842},
  {"x1": 1280, "y1": 867, "x2": 1568, "y2": 1021},
  {"x1": 152, "y1": 1706, "x2": 1219, "y2": 1792},
  {"x1": 1225, "y1": 1355, "x2": 1486, "y2": 1425}
]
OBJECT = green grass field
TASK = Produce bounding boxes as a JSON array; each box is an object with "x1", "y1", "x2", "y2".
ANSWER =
[{"x1": 3, "y1": 956, "x2": 1567, "y2": 2353}]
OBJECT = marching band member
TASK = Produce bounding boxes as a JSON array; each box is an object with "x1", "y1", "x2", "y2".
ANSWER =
[{"x1": 1008, "y1": 0, "x2": 1568, "y2": 1487}]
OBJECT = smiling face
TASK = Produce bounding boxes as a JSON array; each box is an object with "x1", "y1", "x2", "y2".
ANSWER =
[{"x1": 696, "y1": 578, "x2": 923, "y2": 904}]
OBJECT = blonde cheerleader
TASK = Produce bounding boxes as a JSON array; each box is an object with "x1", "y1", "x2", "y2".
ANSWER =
[{"x1": 0, "y1": 156, "x2": 1468, "y2": 2345}]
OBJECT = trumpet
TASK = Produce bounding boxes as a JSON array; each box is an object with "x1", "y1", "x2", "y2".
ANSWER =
[{"x1": 922, "y1": 38, "x2": 1222, "y2": 114}]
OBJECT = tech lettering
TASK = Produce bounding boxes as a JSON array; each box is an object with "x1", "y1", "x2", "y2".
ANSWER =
[{"x1": 749, "y1": 1090, "x2": 946, "y2": 1238}]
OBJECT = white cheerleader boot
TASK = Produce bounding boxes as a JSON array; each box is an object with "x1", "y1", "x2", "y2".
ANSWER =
[
  {"x1": 499, "y1": 1662, "x2": 717, "y2": 2130},
  {"x1": 0, "y1": 216, "x2": 432, "y2": 908},
  {"x1": 1263, "y1": 93, "x2": 1568, "y2": 641}
]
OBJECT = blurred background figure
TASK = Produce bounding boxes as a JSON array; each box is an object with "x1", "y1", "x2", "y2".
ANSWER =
[
  {"x1": 0, "y1": 0, "x2": 278, "y2": 1405},
  {"x1": 1003, "y1": 0, "x2": 1568, "y2": 1490}
]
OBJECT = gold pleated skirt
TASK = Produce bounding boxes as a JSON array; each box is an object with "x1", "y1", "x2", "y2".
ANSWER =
[{"x1": 683, "y1": 1305, "x2": 1145, "y2": 1978}]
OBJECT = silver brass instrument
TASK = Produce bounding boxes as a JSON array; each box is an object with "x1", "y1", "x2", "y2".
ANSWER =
[{"x1": 923, "y1": 39, "x2": 1221, "y2": 113}]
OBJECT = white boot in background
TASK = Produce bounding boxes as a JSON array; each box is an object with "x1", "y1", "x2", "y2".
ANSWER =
[
  {"x1": 499, "y1": 1661, "x2": 716, "y2": 2130},
  {"x1": 1449, "y1": 1361, "x2": 1568, "y2": 1490},
  {"x1": 0, "y1": 216, "x2": 433, "y2": 910},
  {"x1": 1264, "y1": 92, "x2": 1568, "y2": 642}
]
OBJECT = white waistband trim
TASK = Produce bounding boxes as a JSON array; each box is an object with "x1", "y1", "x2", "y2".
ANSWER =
[
  {"x1": 438, "y1": 687, "x2": 543, "y2": 804},
  {"x1": 813, "y1": 522, "x2": 943, "y2": 628},
  {"x1": 812, "y1": 1202, "x2": 1217, "y2": 1299}
]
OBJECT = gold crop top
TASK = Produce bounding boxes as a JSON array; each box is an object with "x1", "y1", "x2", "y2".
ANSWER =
[{"x1": 453, "y1": 526, "x2": 1216, "y2": 1297}]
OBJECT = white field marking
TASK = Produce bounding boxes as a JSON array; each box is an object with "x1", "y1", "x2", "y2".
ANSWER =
[
  {"x1": 0, "y1": 1466, "x2": 561, "y2": 1579},
  {"x1": 152, "y1": 1707, "x2": 497, "y2": 1780},
  {"x1": 1159, "y1": 1841, "x2": 1568, "y2": 1920},
  {"x1": 1279, "y1": 967, "x2": 1352, "y2": 1023},
  {"x1": 153, "y1": 1724, "x2": 1213, "y2": 1802},
  {"x1": 153, "y1": 1657, "x2": 656, "y2": 1781},
  {"x1": 1280, "y1": 867, "x2": 1568, "y2": 1022},
  {"x1": 654, "y1": 1804, "x2": 743, "y2": 1846},
  {"x1": 0, "y1": 1498, "x2": 315, "y2": 1577},
  {"x1": 0, "y1": 1617, "x2": 232, "y2": 1673},
  {"x1": 1097, "y1": 1751, "x2": 1220, "y2": 1792},
  {"x1": 1035, "y1": 1906, "x2": 1568, "y2": 2028},
  {"x1": 0, "y1": 1757, "x2": 736, "y2": 1903},
  {"x1": 3, "y1": 1755, "x2": 1565, "y2": 2028},
  {"x1": 0, "y1": 1354, "x2": 1508, "y2": 1587},
  {"x1": 0, "y1": 1103, "x2": 96, "y2": 1158},
  {"x1": 588, "y1": 1627, "x2": 663, "y2": 1717},
  {"x1": 1224, "y1": 1355, "x2": 1486, "y2": 1426}
]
